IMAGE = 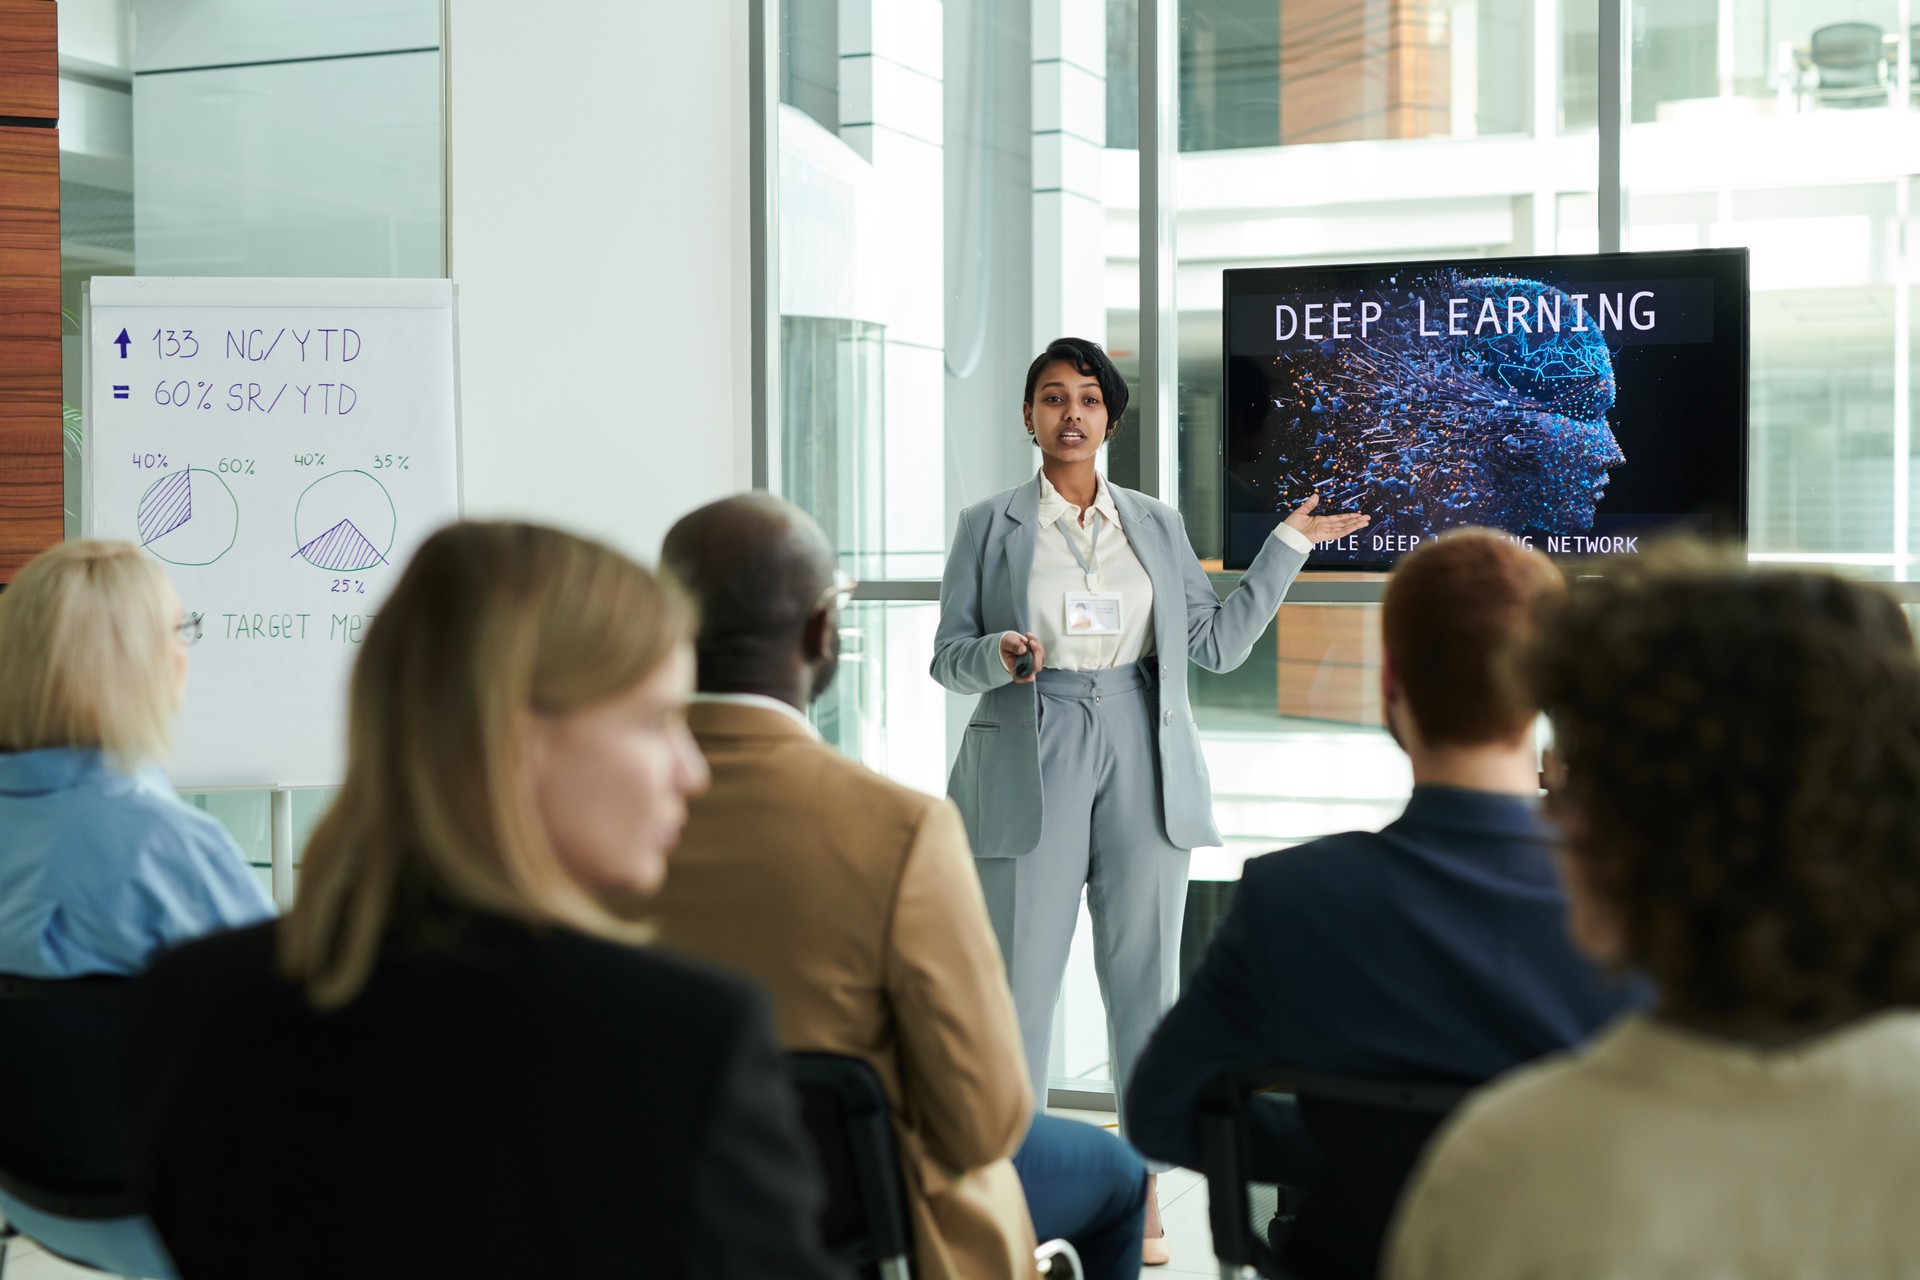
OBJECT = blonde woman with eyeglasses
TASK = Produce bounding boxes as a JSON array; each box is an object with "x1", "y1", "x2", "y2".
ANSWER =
[
  {"x1": 0, "y1": 539, "x2": 273, "y2": 1279},
  {"x1": 121, "y1": 521, "x2": 844, "y2": 1280}
]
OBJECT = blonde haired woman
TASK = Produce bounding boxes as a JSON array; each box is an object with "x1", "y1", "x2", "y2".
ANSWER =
[
  {"x1": 123, "y1": 521, "x2": 842, "y2": 1280},
  {"x1": 0, "y1": 540, "x2": 271, "y2": 1280}
]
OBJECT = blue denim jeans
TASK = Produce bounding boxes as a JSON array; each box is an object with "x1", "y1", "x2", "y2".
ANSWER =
[{"x1": 1013, "y1": 1115, "x2": 1148, "y2": 1280}]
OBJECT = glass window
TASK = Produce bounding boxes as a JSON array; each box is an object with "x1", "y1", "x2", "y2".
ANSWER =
[
  {"x1": 1172, "y1": 0, "x2": 1534, "y2": 152},
  {"x1": 777, "y1": 1, "x2": 1110, "y2": 582},
  {"x1": 1628, "y1": 0, "x2": 1914, "y2": 576},
  {"x1": 814, "y1": 600, "x2": 948, "y2": 798},
  {"x1": 774, "y1": 4, "x2": 1128, "y2": 575}
]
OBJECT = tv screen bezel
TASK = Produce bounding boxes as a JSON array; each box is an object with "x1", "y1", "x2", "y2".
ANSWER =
[{"x1": 1218, "y1": 247, "x2": 1752, "y2": 572}]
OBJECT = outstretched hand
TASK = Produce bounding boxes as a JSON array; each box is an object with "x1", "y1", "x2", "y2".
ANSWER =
[{"x1": 1283, "y1": 493, "x2": 1370, "y2": 544}]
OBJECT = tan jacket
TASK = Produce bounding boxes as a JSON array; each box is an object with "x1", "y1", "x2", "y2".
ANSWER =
[{"x1": 643, "y1": 701, "x2": 1039, "y2": 1280}]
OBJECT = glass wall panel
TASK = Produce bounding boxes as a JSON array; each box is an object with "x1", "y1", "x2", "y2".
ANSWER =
[
  {"x1": 814, "y1": 600, "x2": 949, "y2": 799},
  {"x1": 132, "y1": 53, "x2": 441, "y2": 277},
  {"x1": 777, "y1": 1, "x2": 1111, "y2": 582},
  {"x1": 1167, "y1": 0, "x2": 1534, "y2": 152},
  {"x1": 1629, "y1": 0, "x2": 1916, "y2": 575},
  {"x1": 1560, "y1": 0, "x2": 1599, "y2": 131}
]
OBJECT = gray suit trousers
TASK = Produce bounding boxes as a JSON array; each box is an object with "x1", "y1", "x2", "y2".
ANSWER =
[{"x1": 975, "y1": 662, "x2": 1189, "y2": 1173}]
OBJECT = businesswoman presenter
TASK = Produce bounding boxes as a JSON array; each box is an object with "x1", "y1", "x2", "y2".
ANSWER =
[{"x1": 931, "y1": 338, "x2": 1368, "y2": 1250}]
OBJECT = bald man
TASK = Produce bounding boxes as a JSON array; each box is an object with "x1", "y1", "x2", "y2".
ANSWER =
[{"x1": 644, "y1": 495, "x2": 1146, "y2": 1280}]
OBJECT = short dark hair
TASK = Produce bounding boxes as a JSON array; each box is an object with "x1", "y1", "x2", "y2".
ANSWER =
[
  {"x1": 1381, "y1": 530, "x2": 1563, "y2": 746},
  {"x1": 1023, "y1": 338, "x2": 1130, "y2": 436},
  {"x1": 659, "y1": 493, "x2": 835, "y2": 694},
  {"x1": 1530, "y1": 543, "x2": 1920, "y2": 1028}
]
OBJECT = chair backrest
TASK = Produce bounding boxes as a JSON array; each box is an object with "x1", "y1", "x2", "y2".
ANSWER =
[
  {"x1": 785, "y1": 1052, "x2": 913, "y2": 1278},
  {"x1": 1811, "y1": 22, "x2": 1886, "y2": 72},
  {"x1": 1203, "y1": 1066, "x2": 1472, "y2": 1280},
  {"x1": 0, "y1": 973, "x2": 142, "y2": 1220}
]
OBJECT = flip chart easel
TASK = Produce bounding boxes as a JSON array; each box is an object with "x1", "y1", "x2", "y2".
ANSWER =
[{"x1": 82, "y1": 278, "x2": 463, "y2": 905}]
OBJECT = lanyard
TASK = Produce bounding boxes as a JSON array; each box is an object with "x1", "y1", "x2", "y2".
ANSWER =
[{"x1": 1057, "y1": 513, "x2": 1103, "y2": 591}]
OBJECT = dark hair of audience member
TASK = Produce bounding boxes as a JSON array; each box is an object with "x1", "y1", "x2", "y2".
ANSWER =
[
  {"x1": 1382, "y1": 530, "x2": 1564, "y2": 745},
  {"x1": 1529, "y1": 541, "x2": 1920, "y2": 1031}
]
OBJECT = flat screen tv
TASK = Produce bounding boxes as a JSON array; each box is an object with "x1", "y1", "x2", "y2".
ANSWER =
[{"x1": 1222, "y1": 248, "x2": 1750, "y2": 570}]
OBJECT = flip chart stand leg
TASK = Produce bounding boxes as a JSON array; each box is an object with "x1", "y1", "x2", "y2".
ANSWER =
[{"x1": 270, "y1": 788, "x2": 295, "y2": 911}]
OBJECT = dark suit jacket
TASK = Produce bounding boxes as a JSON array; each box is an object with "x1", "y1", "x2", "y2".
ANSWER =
[
  {"x1": 1126, "y1": 785, "x2": 1641, "y2": 1183},
  {"x1": 125, "y1": 910, "x2": 845, "y2": 1280}
]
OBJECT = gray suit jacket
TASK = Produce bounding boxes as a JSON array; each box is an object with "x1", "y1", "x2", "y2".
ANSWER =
[{"x1": 931, "y1": 476, "x2": 1309, "y2": 858}]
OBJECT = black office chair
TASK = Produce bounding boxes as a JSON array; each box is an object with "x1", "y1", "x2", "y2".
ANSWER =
[
  {"x1": 786, "y1": 1052, "x2": 1082, "y2": 1280},
  {"x1": 0, "y1": 973, "x2": 145, "y2": 1279},
  {"x1": 1201, "y1": 1065, "x2": 1472, "y2": 1280},
  {"x1": 788, "y1": 1053, "x2": 916, "y2": 1280},
  {"x1": 1807, "y1": 22, "x2": 1890, "y2": 109}
]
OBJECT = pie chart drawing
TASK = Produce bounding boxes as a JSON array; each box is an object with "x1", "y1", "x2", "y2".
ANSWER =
[
  {"x1": 293, "y1": 470, "x2": 396, "y2": 573},
  {"x1": 137, "y1": 467, "x2": 238, "y2": 567}
]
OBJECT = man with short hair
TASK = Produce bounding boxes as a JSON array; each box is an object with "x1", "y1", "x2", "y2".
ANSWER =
[
  {"x1": 646, "y1": 494, "x2": 1146, "y2": 1280},
  {"x1": 1125, "y1": 530, "x2": 1639, "y2": 1273}
]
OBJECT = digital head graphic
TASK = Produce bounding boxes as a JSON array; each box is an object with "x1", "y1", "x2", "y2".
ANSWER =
[{"x1": 1251, "y1": 272, "x2": 1626, "y2": 537}]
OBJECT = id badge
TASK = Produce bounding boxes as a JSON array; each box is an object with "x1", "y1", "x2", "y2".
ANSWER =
[{"x1": 1064, "y1": 591, "x2": 1124, "y2": 635}]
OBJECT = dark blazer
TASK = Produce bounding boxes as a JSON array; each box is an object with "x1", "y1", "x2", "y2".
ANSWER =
[
  {"x1": 125, "y1": 911, "x2": 845, "y2": 1280},
  {"x1": 1125, "y1": 786, "x2": 1641, "y2": 1183}
]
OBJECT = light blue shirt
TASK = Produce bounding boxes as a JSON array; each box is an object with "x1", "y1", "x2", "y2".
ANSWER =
[{"x1": 0, "y1": 747, "x2": 275, "y2": 978}]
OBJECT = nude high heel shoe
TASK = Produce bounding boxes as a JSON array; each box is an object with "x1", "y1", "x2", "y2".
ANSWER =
[{"x1": 1143, "y1": 1173, "x2": 1169, "y2": 1266}]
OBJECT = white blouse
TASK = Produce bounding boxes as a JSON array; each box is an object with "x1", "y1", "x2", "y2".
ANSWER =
[
  {"x1": 1021, "y1": 473, "x2": 1313, "y2": 673},
  {"x1": 1028, "y1": 473, "x2": 1156, "y2": 671}
]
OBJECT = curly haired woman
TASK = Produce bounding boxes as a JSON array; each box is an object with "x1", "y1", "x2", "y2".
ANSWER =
[{"x1": 1387, "y1": 544, "x2": 1920, "y2": 1279}]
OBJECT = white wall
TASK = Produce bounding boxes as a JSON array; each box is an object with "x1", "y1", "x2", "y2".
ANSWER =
[{"x1": 445, "y1": 1, "x2": 754, "y2": 562}]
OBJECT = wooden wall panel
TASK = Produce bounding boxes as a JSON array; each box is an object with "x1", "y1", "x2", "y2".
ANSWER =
[
  {"x1": 1277, "y1": 602, "x2": 1383, "y2": 727},
  {"x1": 1202, "y1": 559, "x2": 1385, "y2": 728},
  {"x1": 0, "y1": 0, "x2": 55, "y2": 120},
  {"x1": 0, "y1": 0, "x2": 59, "y2": 583}
]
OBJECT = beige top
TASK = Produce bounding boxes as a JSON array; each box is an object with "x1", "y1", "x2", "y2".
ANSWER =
[{"x1": 1386, "y1": 1011, "x2": 1920, "y2": 1280}]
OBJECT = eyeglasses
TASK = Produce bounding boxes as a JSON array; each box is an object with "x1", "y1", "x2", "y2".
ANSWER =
[
  {"x1": 177, "y1": 612, "x2": 204, "y2": 646},
  {"x1": 817, "y1": 570, "x2": 859, "y2": 611}
]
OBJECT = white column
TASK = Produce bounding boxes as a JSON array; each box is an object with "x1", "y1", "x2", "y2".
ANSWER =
[
  {"x1": 1032, "y1": 0, "x2": 1108, "y2": 346},
  {"x1": 445, "y1": 2, "x2": 753, "y2": 560},
  {"x1": 1531, "y1": 0, "x2": 1558, "y2": 253},
  {"x1": 841, "y1": 0, "x2": 947, "y2": 578}
]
